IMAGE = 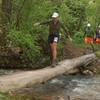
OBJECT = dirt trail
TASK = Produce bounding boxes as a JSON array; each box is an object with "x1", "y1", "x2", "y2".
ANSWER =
[
  {"x1": 63, "y1": 41, "x2": 100, "y2": 74},
  {"x1": 63, "y1": 40, "x2": 87, "y2": 59}
]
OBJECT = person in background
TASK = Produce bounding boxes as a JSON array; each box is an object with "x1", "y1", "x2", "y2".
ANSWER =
[
  {"x1": 34, "y1": 12, "x2": 72, "y2": 67},
  {"x1": 84, "y1": 23, "x2": 95, "y2": 51},
  {"x1": 95, "y1": 25, "x2": 100, "y2": 43}
]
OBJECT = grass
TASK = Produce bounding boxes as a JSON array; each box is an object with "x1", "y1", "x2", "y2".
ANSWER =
[
  {"x1": 73, "y1": 40, "x2": 100, "y2": 51},
  {"x1": 95, "y1": 51, "x2": 100, "y2": 58},
  {"x1": 0, "y1": 92, "x2": 50, "y2": 100}
]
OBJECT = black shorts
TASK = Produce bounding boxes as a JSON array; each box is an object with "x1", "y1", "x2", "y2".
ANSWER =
[{"x1": 48, "y1": 33, "x2": 59, "y2": 44}]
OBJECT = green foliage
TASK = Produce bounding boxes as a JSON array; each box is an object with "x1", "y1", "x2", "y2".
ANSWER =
[
  {"x1": 95, "y1": 51, "x2": 100, "y2": 58},
  {"x1": 0, "y1": 93, "x2": 43, "y2": 100},
  {"x1": 0, "y1": 93, "x2": 8, "y2": 100},
  {"x1": 85, "y1": 0, "x2": 100, "y2": 28},
  {"x1": 73, "y1": 31, "x2": 84, "y2": 45},
  {"x1": 1, "y1": 0, "x2": 99, "y2": 66},
  {"x1": 8, "y1": 29, "x2": 41, "y2": 63},
  {"x1": 65, "y1": 0, "x2": 86, "y2": 33}
]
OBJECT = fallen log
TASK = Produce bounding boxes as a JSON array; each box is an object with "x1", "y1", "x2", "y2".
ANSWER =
[{"x1": 0, "y1": 53, "x2": 96, "y2": 93}]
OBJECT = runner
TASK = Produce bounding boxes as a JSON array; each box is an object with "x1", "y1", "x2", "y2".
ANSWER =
[
  {"x1": 34, "y1": 12, "x2": 72, "y2": 67},
  {"x1": 84, "y1": 23, "x2": 95, "y2": 51},
  {"x1": 95, "y1": 25, "x2": 100, "y2": 43}
]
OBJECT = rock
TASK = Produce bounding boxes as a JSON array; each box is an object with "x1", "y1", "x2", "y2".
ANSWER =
[
  {"x1": 10, "y1": 47, "x2": 23, "y2": 55},
  {"x1": 53, "y1": 96, "x2": 65, "y2": 100},
  {"x1": 82, "y1": 70, "x2": 94, "y2": 76},
  {"x1": 0, "y1": 29, "x2": 3, "y2": 34}
]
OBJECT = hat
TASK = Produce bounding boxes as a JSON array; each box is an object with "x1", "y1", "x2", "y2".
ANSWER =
[
  {"x1": 52, "y1": 12, "x2": 59, "y2": 18},
  {"x1": 87, "y1": 23, "x2": 91, "y2": 27}
]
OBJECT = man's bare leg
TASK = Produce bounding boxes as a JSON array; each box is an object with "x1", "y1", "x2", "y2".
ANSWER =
[{"x1": 50, "y1": 42, "x2": 57, "y2": 67}]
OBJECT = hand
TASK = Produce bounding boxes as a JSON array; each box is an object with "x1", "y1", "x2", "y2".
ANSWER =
[{"x1": 34, "y1": 22, "x2": 40, "y2": 26}]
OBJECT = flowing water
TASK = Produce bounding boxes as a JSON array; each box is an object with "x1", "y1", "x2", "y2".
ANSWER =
[
  {"x1": 0, "y1": 70, "x2": 100, "y2": 100},
  {"x1": 28, "y1": 75, "x2": 100, "y2": 100}
]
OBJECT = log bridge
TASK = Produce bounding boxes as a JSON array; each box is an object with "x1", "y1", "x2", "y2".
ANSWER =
[{"x1": 0, "y1": 54, "x2": 96, "y2": 93}]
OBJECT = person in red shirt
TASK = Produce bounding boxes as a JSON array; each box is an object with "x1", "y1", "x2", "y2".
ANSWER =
[{"x1": 83, "y1": 23, "x2": 95, "y2": 52}]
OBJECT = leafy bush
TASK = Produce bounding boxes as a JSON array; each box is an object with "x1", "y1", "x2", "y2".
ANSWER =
[
  {"x1": 72, "y1": 31, "x2": 90, "y2": 48},
  {"x1": 2, "y1": 0, "x2": 100, "y2": 67},
  {"x1": 8, "y1": 29, "x2": 41, "y2": 64},
  {"x1": 73, "y1": 31, "x2": 84, "y2": 44}
]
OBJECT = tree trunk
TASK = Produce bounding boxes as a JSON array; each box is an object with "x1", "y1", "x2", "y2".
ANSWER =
[
  {"x1": 16, "y1": 0, "x2": 26, "y2": 30},
  {"x1": 0, "y1": 0, "x2": 12, "y2": 46},
  {"x1": 2, "y1": 0, "x2": 12, "y2": 23},
  {"x1": 0, "y1": 54, "x2": 96, "y2": 93}
]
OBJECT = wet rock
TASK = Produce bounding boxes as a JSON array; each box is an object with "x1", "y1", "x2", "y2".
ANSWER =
[
  {"x1": 10, "y1": 47, "x2": 23, "y2": 55},
  {"x1": 0, "y1": 29, "x2": 3, "y2": 34},
  {"x1": 50, "y1": 79, "x2": 64, "y2": 85},
  {"x1": 82, "y1": 70, "x2": 94, "y2": 76},
  {"x1": 53, "y1": 96, "x2": 65, "y2": 100},
  {"x1": 71, "y1": 96, "x2": 94, "y2": 100}
]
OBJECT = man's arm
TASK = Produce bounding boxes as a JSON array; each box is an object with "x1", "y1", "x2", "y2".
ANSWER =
[
  {"x1": 40, "y1": 20, "x2": 50, "y2": 25},
  {"x1": 34, "y1": 20, "x2": 51, "y2": 26}
]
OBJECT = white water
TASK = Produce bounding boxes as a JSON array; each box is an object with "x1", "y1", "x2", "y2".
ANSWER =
[{"x1": 32, "y1": 75, "x2": 100, "y2": 100}]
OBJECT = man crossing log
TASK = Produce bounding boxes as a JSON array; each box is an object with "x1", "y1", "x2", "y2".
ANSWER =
[{"x1": 34, "y1": 12, "x2": 72, "y2": 67}]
